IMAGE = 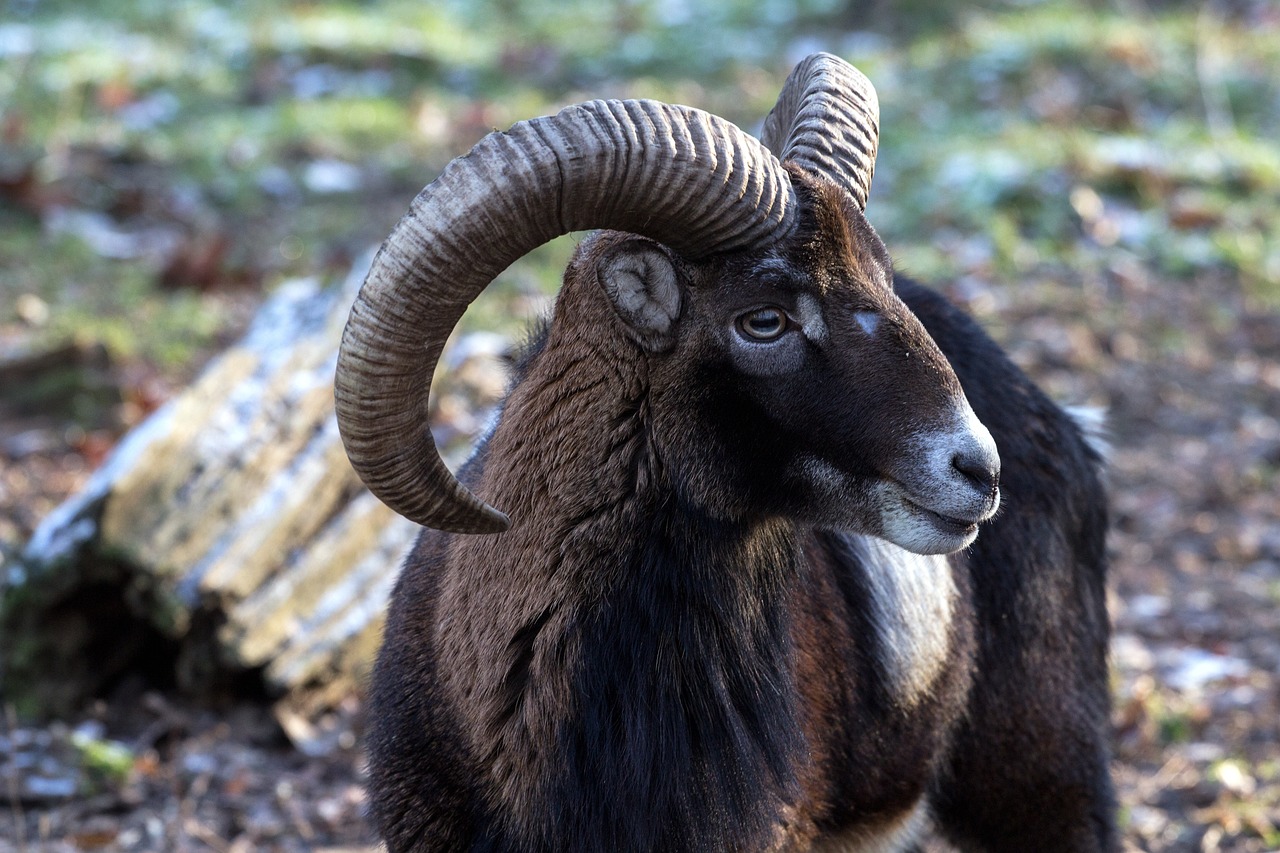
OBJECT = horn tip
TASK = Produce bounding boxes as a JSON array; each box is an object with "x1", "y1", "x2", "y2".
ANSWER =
[
  {"x1": 477, "y1": 506, "x2": 513, "y2": 534},
  {"x1": 428, "y1": 504, "x2": 511, "y2": 535}
]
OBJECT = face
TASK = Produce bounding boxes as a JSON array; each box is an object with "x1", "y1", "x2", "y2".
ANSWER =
[{"x1": 601, "y1": 179, "x2": 1000, "y2": 555}]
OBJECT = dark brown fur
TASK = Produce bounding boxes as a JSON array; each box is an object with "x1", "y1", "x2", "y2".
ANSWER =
[{"x1": 365, "y1": 173, "x2": 1116, "y2": 852}]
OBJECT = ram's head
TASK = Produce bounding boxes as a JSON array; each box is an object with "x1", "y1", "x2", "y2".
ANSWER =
[{"x1": 335, "y1": 54, "x2": 999, "y2": 554}]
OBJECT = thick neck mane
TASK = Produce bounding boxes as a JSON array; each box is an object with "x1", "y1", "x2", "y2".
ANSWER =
[{"x1": 434, "y1": 296, "x2": 808, "y2": 850}]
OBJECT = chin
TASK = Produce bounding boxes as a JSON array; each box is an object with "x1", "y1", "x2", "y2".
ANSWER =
[{"x1": 878, "y1": 500, "x2": 982, "y2": 556}]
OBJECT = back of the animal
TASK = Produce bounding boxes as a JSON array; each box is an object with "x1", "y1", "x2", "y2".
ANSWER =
[{"x1": 335, "y1": 54, "x2": 1116, "y2": 852}]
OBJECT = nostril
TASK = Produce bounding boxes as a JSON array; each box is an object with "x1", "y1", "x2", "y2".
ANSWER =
[{"x1": 952, "y1": 451, "x2": 999, "y2": 497}]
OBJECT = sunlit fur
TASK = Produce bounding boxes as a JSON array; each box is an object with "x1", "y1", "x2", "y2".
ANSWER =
[{"x1": 365, "y1": 172, "x2": 1116, "y2": 852}]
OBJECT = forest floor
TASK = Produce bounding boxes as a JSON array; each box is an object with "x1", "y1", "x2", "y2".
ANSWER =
[
  {"x1": 4, "y1": 173, "x2": 1279, "y2": 853},
  {"x1": 3, "y1": 1, "x2": 1278, "y2": 850}
]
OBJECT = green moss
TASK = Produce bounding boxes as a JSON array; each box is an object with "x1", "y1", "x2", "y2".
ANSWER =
[
  {"x1": 71, "y1": 732, "x2": 135, "y2": 790},
  {"x1": 2, "y1": 0, "x2": 1277, "y2": 429},
  {"x1": 0, "y1": 229, "x2": 229, "y2": 370},
  {"x1": 455, "y1": 234, "x2": 579, "y2": 340}
]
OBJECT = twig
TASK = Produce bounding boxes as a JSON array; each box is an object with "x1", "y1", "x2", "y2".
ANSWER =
[
  {"x1": 2, "y1": 704, "x2": 30, "y2": 853},
  {"x1": 283, "y1": 790, "x2": 317, "y2": 841},
  {"x1": 1195, "y1": 1, "x2": 1236, "y2": 141},
  {"x1": 1149, "y1": 752, "x2": 1194, "y2": 791},
  {"x1": 183, "y1": 816, "x2": 231, "y2": 853},
  {"x1": 177, "y1": 772, "x2": 214, "y2": 853},
  {"x1": 134, "y1": 692, "x2": 192, "y2": 752}
]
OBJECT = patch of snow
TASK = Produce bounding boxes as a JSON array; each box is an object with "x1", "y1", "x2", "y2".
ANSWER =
[
  {"x1": 302, "y1": 159, "x2": 362, "y2": 194},
  {"x1": 1160, "y1": 647, "x2": 1251, "y2": 693}
]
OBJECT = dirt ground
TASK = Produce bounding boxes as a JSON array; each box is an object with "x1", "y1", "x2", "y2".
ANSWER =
[
  {"x1": 3, "y1": 253, "x2": 1278, "y2": 852},
  {"x1": 2, "y1": 0, "x2": 1278, "y2": 847}
]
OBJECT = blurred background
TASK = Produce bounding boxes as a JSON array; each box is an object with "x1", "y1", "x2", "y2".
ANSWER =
[{"x1": 1, "y1": 0, "x2": 1278, "y2": 850}]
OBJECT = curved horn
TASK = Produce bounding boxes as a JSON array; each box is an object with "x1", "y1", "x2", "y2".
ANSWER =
[
  {"x1": 761, "y1": 53, "x2": 880, "y2": 210},
  {"x1": 336, "y1": 99, "x2": 797, "y2": 533}
]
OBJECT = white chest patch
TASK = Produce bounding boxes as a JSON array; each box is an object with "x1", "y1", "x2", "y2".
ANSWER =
[{"x1": 844, "y1": 535, "x2": 957, "y2": 708}]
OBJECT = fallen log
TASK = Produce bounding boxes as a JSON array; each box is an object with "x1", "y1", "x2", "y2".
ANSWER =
[{"x1": 2, "y1": 252, "x2": 508, "y2": 751}]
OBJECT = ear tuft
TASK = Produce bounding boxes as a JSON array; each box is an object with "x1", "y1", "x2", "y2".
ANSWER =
[{"x1": 597, "y1": 239, "x2": 682, "y2": 352}]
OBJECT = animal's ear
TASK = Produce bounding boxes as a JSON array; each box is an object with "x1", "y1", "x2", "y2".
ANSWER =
[{"x1": 596, "y1": 238, "x2": 683, "y2": 352}]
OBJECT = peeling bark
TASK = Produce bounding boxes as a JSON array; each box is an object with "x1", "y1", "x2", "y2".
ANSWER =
[{"x1": 4, "y1": 253, "x2": 424, "y2": 746}]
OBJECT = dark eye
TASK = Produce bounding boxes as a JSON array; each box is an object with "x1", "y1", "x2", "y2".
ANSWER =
[{"x1": 736, "y1": 307, "x2": 789, "y2": 341}]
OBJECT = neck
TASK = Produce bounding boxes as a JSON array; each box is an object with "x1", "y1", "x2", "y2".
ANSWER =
[
  {"x1": 438, "y1": 323, "x2": 805, "y2": 850},
  {"x1": 551, "y1": 505, "x2": 805, "y2": 850}
]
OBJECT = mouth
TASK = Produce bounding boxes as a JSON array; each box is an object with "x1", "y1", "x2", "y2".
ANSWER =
[
  {"x1": 871, "y1": 479, "x2": 1001, "y2": 555},
  {"x1": 903, "y1": 498, "x2": 982, "y2": 539}
]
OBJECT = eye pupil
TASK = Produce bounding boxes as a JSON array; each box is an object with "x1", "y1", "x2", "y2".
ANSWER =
[{"x1": 740, "y1": 308, "x2": 787, "y2": 340}]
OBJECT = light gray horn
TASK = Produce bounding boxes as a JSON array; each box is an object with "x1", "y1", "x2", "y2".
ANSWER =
[
  {"x1": 335, "y1": 99, "x2": 797, "y2": 533},
  {"x1": 761, "y1": 52, "x2": 880, "y2": 210}
]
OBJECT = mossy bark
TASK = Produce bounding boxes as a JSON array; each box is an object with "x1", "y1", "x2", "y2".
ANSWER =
[{"x1": 1, "y1": 254, "x2": 421, "y2": 743}]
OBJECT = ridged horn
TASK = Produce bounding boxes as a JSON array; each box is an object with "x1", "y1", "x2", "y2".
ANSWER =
[
  {"x1": 761, "y1": 52, "x2": 880, "y2": 210},
  {"x1": 336, "y1": 99, "x2": 797, "y2": 533}
]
